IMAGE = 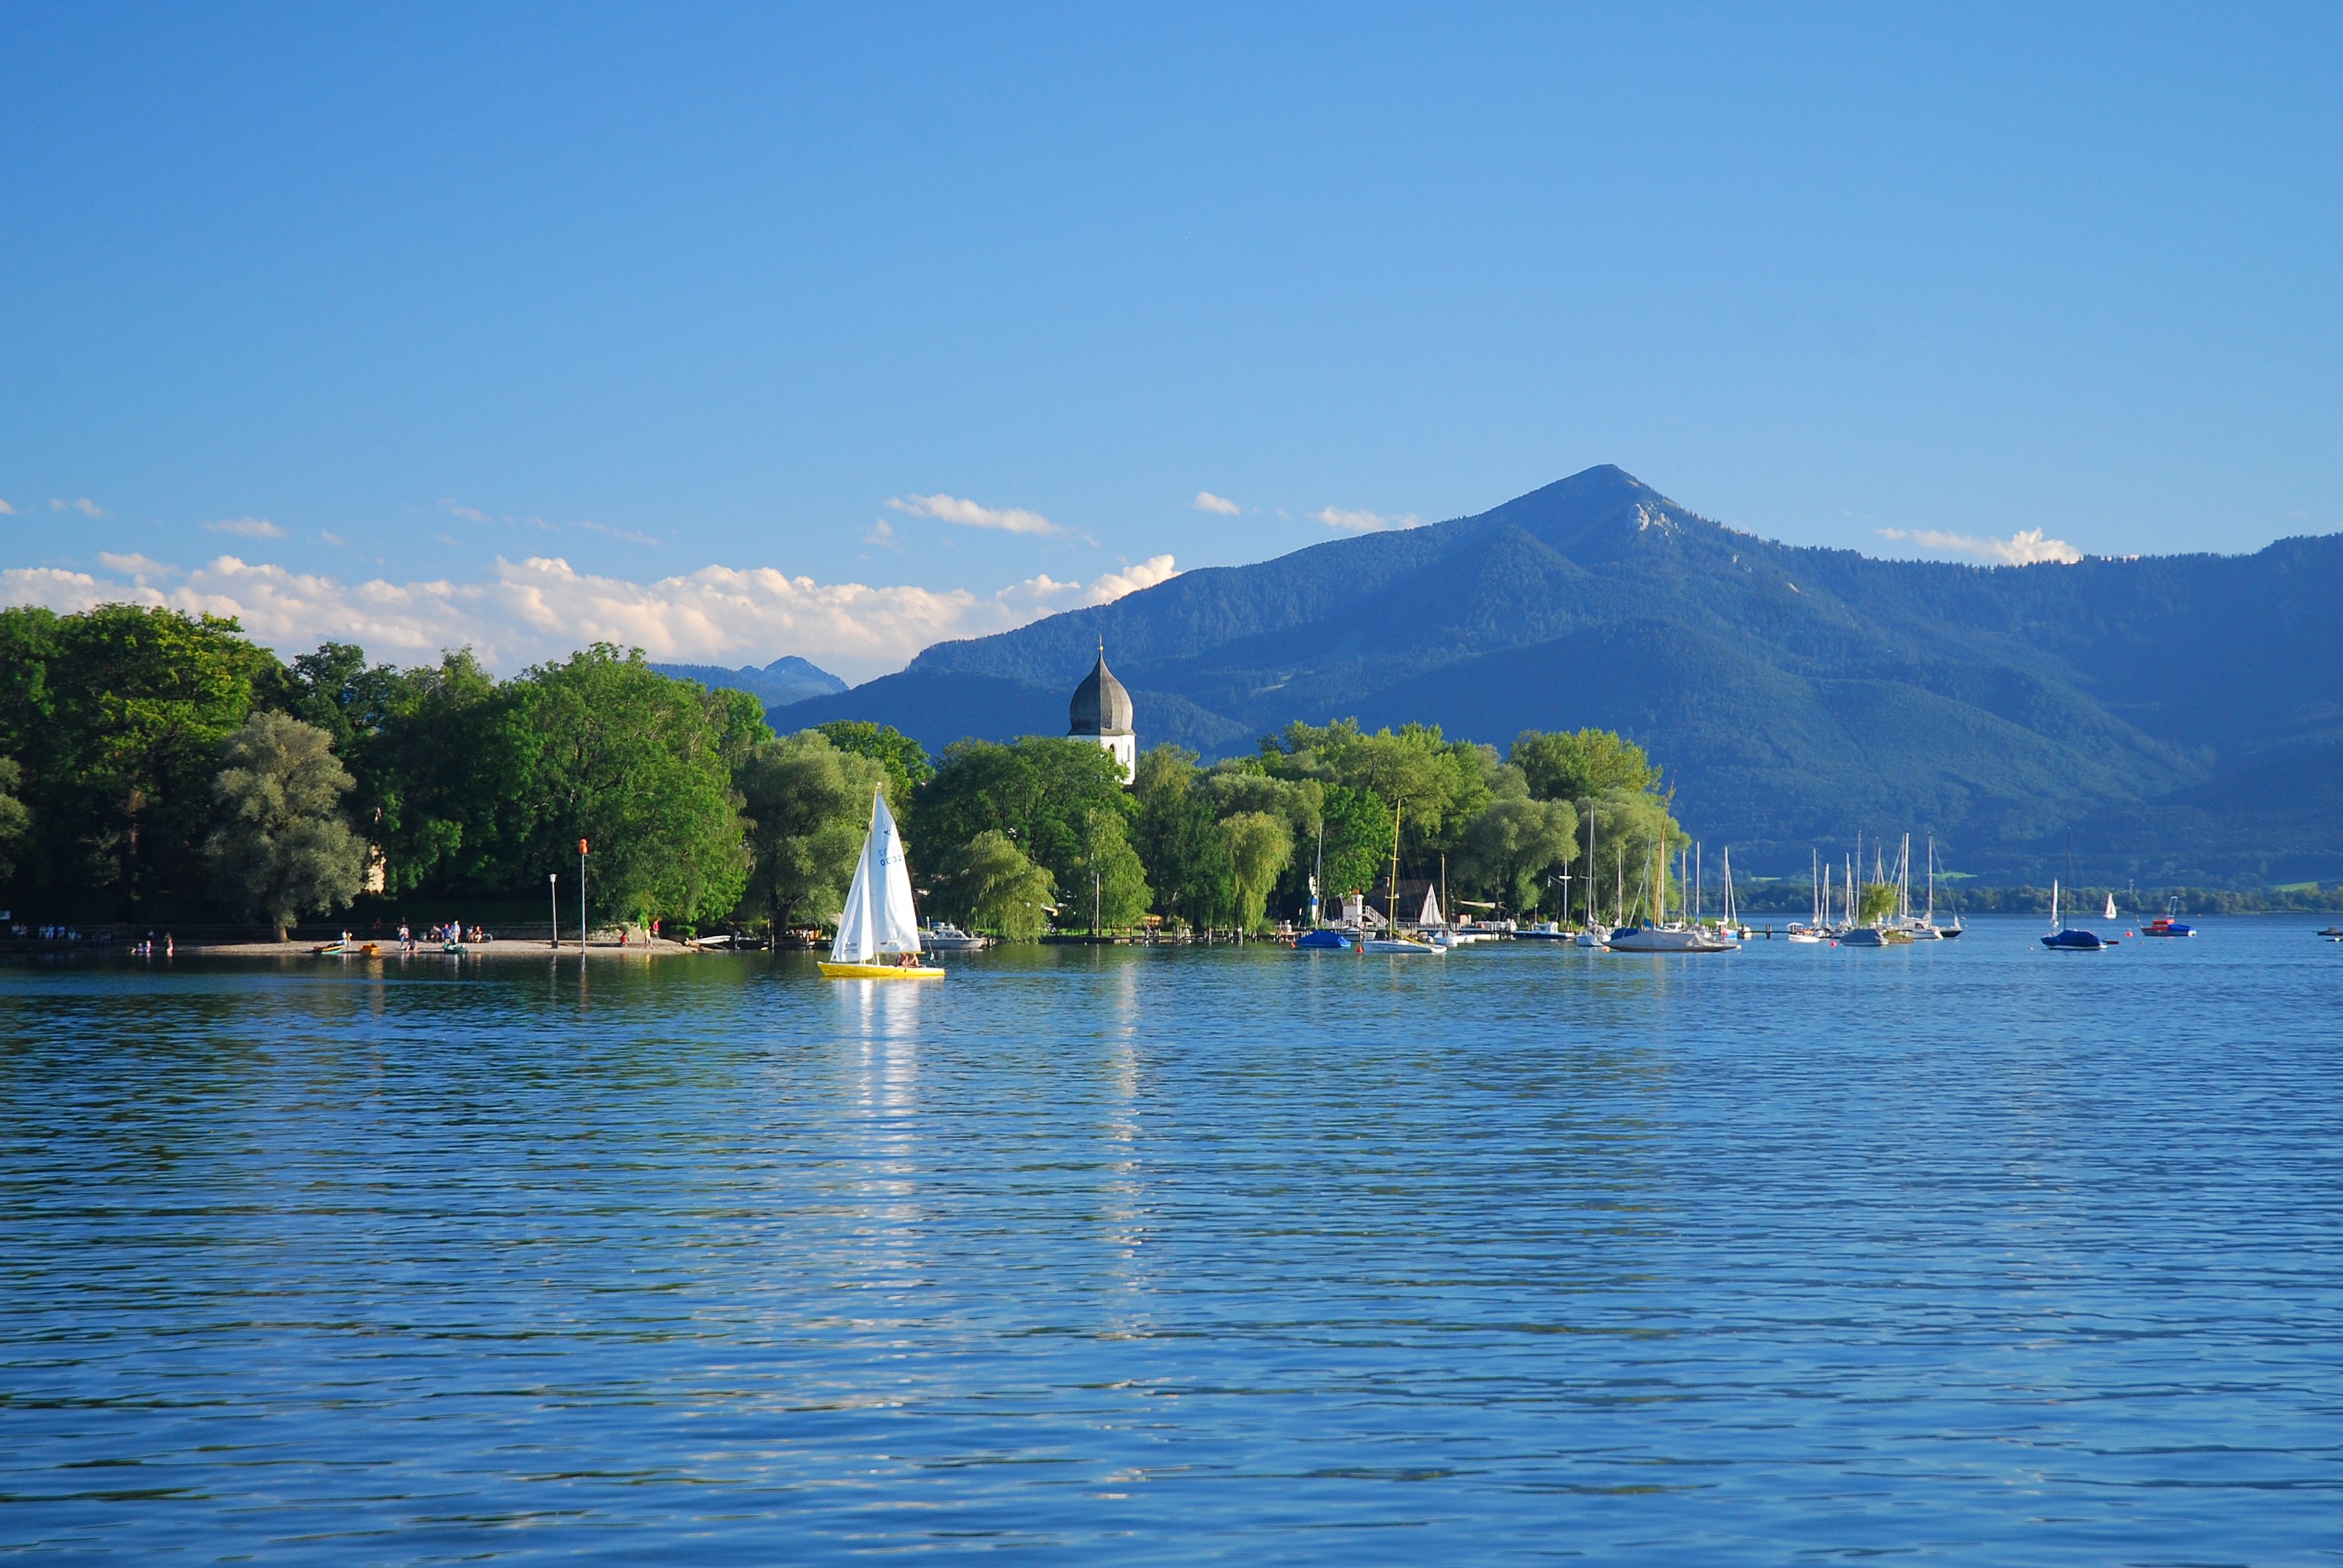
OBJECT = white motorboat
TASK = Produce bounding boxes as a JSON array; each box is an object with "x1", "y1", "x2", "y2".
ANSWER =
[{"x1": 921, "y1": 922, "x2": 990, "y2": 952}]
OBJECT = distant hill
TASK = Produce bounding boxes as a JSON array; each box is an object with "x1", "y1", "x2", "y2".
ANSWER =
[
  {"x1": 770, "y1": 467, "x2": 2343, "y2": 885},
  {"x1": 653, "y1": 655, "x2": 846, "y2": 709}
]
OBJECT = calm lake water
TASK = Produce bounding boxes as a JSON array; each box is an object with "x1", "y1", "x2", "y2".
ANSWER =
[{"x1": 5, "y1": 919, "x2": 2340, "y2": 1563}]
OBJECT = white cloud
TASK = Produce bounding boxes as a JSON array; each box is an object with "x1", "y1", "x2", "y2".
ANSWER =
[
  {"x1": 0, "y1": 500, "x2": 15, "y2": 514},
  {"x1": 886, "y1": 493, "x2": 1064, "y2": 536},
  {"x1": 205, "y1": 516, "x2": 287, "y2": 539},
  {"x1": 575, "y1": 519, "x2": 660, "y2": 545},
  {"x1": 861, "y1": 518, "x2": 901, "y2": 551},
  {"x1": 1086, "y1": 553, "x2": 1180, "y2": 602},
  {"x1": 1876, "y1": 526, "x2": 2082, "y2": 565},
  {"x1": 1193, "y1": 491, "x2": 1240, "y2": 515},
  {"x1": 1311, "y1": 505, "x2": 1424, "y2": 532},
  {"x1": 50, "y1": 497, "x2": 107, "y2": 518},
  {"x1": 0, "y1": 552, "x2": 1182, "y2": 685},
  {"x1": 95, "y1": 552, "x2": 179, "y2": 580},
  {"x1": 440, "y1": 499, "x2": 491, "y2": 524}
]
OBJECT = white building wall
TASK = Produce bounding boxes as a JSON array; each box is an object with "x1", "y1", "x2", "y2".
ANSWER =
[{"x1": 1096, "y1": 732, "x2": 1136, "y2": 784}]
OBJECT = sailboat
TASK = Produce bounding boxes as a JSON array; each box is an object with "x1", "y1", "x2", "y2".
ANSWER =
[
  {"x1": 2041, "y1": 833, "x2": 2114, "y2": 952},
  {"x1": 1714, "y1": 846, "x2": 1745, "y2": 942},
  {"x1": 1362, "y1": 800, "x2": 1438, "y2": 953},
  {"x1": 2140, "y1": 898, "x2": 2196, "y2": 938},
  {"x1": 818, "y1": 791, "x2": 945, "y2": 979},
  {"x1": 1789, "y1": 851, "x2": 1826, "y2": 941},
  {"x1": 1575, "y1": 806, "x2": 1609, "y2": 948},
  {"x1": 1608, "y1": 838, "x2": 1734, "y2": 953},
  {"x1": 2103, "y1": 891, "x2": 2119, "y2": 922}
]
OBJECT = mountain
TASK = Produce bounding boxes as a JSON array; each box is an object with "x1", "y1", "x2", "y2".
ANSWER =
[
  {"x1": 771, "y1": 467, "x2": 2343, "y2": 884},
  {"x1": 653, "y1": 655, "x2": 847, "y2": 708}
]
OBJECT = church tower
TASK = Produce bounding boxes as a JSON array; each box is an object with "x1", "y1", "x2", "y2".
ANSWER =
[{"x1": 1068, "y1": 642, "x2": 1136, "y2": 784}]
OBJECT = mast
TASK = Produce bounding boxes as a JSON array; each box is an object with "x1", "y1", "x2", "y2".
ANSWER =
[
  {"x1": 1925, "y1": 834, "x2": 1935, "y2": 924},
  {"x1": 1391, "y1": 800, "x2": 1402, "y2": 932}
]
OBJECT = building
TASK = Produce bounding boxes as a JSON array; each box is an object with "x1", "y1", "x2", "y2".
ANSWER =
[{"x1": 1068, "y1": 643, "x2": 1136, "y2": 784}]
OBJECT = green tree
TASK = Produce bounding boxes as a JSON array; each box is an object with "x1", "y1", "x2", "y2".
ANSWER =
[
  {"x1": 1316, "y1": 782, "x2": 1395, "y2": 899},
  {"x1": 911, "y1": 737, "x2": 1132, "y2": 894},
  {"x1": 0, "y1": 757, "x2": 28, "y2": 886},
  {"x1": 362, "y1": 651, "x2": 532, "y2": 897},
  {"x1": 1458, "y1": 795, "x2": 1579, "y2": 913},
  {"x1": 736, "y1": 730, "x2": 891, "y2": 930},
  {"x1": 941, "y1": 829, "x2": 1054, "y2": 939},
  {"x1": 707, "y1": 686, "x2": 777, "y2": 772},
  {"x1": 1260, "y1": 718, "x2": 1489, "y2": 860},
  {"x1": 1069, "y1": 806, "x2": 1151, "y2": 930},
  {"x1": 515, "y1": 646, "x2": 752, "y2": 925},
  {"x1": 1223, "y1": 810, "x2": 1294, "y2": 933},
  {"x1": 1131, "y1": 747, "x2": 1234, "y2": 930},
  {"x1": 1510, "y1": 728, "x2": 1660, "y2": 803},
  {"x1": 16, "y1": 606, "x2": 279, "y2": 915},
  {"x1": 204, "y1": 713, "x2": 367, "y2": 941},
  {"x1": 1857, "y1": 881, "x2": 1898, "y2": 924},
  {"x1": 815, "y1": 720, "x2": 934, "y2": 800}
]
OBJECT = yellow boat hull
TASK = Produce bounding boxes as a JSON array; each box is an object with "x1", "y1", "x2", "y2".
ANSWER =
[{"x1": 817, "y1": 961, "x2": 945, "y2": 979}]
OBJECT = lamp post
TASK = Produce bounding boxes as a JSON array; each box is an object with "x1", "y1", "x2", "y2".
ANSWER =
[
  {"x1": 578, "y1": 839, "x2": 589, "y2": 952},
  {"x1": 549, "y1": 873, "x2": 559, "y2": 949}
]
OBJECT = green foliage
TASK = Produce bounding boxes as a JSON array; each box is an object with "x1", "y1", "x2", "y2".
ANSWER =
[
  {"x1": 0, "y1": 757, "x2": 28, "y2": 884},
  {"x1": 1069, "y1": 806, "x2": 1151, "y2": 930},
  {"x1": 910, "y1": 736, "x2": 1132, "y2": 895},
  {"x1": 815, "y1": 720, "x2": 934, "y2": 801},
  {"x1": 1223, "y1": 810, "x2": 1294, "y2": 933},
  {"x1": 354, "y1": 651, "x2": 529, "y2": 897},
  {"x1": 941, "y1": 829, "x2": 1054, "y2": 940},
  {"x1": 1857, "y1": 882, "x2": 1899, "y2": 924},
  {"x1": 1510, "y1": 728, "x2": 1660, "y2": 802},
  {"x1": 1132, "y1": 745, "x2": 1234, "y2": 929},
  {"x1": 516, "y1": 646, "x2": 751, "y2": 925},
  {"x1": 1261, "y1": 719, "x2": 1490, "y2": 857},
  {"x1": 1315, "y1": 782, "x2": 1395, "y2": 898},
  {"x1": 1577, "y1": 788, "x2": 1684, "y2": 922},
  {"x1": 3, "y1": 605, "x2": 280, "y2": 914},
  {"x1": 1458, "y1": 795, "x2": 1579, "y2": 913},
  {"x1": 737, "y1": 730, "x2": 892, "y2": 929},
  {"x1": 204, "y1": 713, "x2": 367, "y2": 939},
  {"x1": 707, "y1": 687, "x2": 777, "y2": 771}
]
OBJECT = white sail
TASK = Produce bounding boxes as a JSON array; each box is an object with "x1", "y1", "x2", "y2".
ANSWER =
[
  {"x1": 1418, "y1": 883, "x2": 1443, "y2": 928},
  {"x1": 830, "y1": 791, "x2": 925, "y2": 964},
  {"x1": 2104, "y1": 893, "x2": 2118, "y2": 921}
]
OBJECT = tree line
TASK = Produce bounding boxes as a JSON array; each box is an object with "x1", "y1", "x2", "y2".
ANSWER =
[{"x1": 0, "y1": 605, "x2": 1684, "y2": 938}]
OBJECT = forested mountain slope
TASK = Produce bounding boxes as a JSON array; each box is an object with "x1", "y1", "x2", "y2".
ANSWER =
[{"x1": 775, "y1": 467, "x2": 2343, "y2": 883}]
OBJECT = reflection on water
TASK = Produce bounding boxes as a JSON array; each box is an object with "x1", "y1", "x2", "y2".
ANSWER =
[{"x1": 3, "y1": 923, "x2": 2341, "y2": 1562}]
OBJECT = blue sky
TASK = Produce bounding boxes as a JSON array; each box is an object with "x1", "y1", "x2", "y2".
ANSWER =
[{"x1": 4, "y1": 3, "x2": 2337, "y2": 677}]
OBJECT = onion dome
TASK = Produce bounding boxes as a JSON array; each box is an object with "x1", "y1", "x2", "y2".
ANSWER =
[{"x1": 1069, "y1": 646, "x2": 1134, "y2": 737}]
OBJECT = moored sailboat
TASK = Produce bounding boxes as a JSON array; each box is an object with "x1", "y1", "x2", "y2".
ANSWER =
[
  {"x1": 2041, "y1": 835, "x2": 2115, "y2": 952},
  {"x1": 818, "y1": 791, "x2": 945, "y2": 979}
]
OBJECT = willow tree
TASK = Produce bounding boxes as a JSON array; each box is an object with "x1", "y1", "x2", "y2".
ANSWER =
[
  {"x1": 205, "y1": 713, "x2": 366, "y2": 941},
  {"x1": 1458, "y1": 794, "x2": 1579, "y2": 915},
  {"x1": 1223, "y1": 810, "x2": 1294, "y2": 934},
  {"x1": 736, "y1": 730, "x2": 891, "y2": 930},
  {"x1": 941, "y1": 830, "x2": 1054, "y2": 941}
]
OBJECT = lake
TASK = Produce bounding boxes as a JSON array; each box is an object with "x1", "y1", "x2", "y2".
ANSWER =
[{"x1": 5, "y1": 919, "x2": 2340, "y2": 1563}]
